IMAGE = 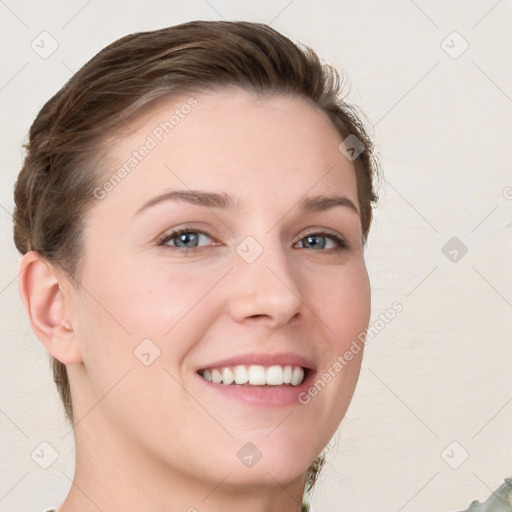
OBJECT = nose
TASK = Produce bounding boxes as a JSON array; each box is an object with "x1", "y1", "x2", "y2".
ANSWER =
[{"x1": 228, "y1": 241, "x2": 305, "y2": 329}]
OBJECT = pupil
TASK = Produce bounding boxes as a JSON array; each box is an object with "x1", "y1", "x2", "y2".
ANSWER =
[
  {"x1": 179, "y1": 233, "x2": 197, "y2": 247},
  {"x1": 306, "y1": 235, "x2": 325, "y2": 249}
]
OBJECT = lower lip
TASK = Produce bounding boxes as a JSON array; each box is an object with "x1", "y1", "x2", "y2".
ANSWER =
[{"x1": 196, "y1": 370, "x2": 316, "y2": 408}]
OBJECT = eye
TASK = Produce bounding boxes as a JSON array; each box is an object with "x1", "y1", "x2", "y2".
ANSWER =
[
  {"x1": 296, "y1": 232, "x2": 348, "y2": 251},
  {"x1": 158, "y1": 228, "x2": 215, "y2": 254}
]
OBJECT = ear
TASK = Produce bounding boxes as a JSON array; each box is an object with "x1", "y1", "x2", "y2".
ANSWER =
[{"x1": 17, "y1": 251, "x2": 83, "y2": 365}]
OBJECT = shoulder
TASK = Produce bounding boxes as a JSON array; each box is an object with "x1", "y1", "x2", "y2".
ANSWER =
[{"x1": 458, "y1": 478, "x2": 512, "y2": 512}]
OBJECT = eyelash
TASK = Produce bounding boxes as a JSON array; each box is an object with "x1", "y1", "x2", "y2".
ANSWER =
[{"x1": 157, "y1": 226, "x2": 349, "y2": 254}]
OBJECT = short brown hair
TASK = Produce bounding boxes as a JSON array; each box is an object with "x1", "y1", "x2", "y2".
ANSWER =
[{"x1": 13, "y1": 19, "x2": 379, "y2": 498}]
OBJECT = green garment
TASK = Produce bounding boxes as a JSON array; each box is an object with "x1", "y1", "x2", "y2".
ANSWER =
[{"x1": 456, "y1": 478, "x2": 512, "y2": 511}]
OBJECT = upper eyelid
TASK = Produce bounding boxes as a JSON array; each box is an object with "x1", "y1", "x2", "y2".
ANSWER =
[{"x1": 159, "y1": 227, "x2": 217, "y2": 243}]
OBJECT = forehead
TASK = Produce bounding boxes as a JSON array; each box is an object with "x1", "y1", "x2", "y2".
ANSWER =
[{"x1": 94, "y1": 87, "x2": 358, "y2": 214}]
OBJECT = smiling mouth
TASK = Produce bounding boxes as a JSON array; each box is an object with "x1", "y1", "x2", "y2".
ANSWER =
[{"x1": 198, "y1": 364, "x2": 308, "y2": 386}]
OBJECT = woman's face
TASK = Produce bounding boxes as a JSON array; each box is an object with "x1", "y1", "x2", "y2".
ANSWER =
[{"x1": 67, "y1": 87, "x2": 371, "y2": 489}]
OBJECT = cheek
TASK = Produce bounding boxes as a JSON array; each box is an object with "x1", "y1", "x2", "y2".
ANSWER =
[
  {"x1": 309, "y1": 261, "x2": 371, "y2": 346},
  {"x1": 73, "y1": 253, "x2": 226, "y2": 387},
  {"x1": 79, "y1": 247, "x2": 217, "y2": 332},
  {"x1": 124, "y1": 260, "x2": 227, "y2": 342},
  {"x1": 279, "y1": 262, "x2": 370, "y2": 453}
]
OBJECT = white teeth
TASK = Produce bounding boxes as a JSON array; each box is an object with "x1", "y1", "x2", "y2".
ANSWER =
[
  {"x1": 248, "y1": 365, "x2": 267, "y2": 385},
  {"x1": 291, "y1": 366, "x2": 304, "y2": 386},
  {"x1": 222, "y1": 367, "x2": 235, "y2": 385},
  {"x1": 266, "y1": 365, "x2": 283, "y2": 385},
  {"x1": 234, "y1": 365, "x2": 249, "y2": 384},
  {"x1": 282, "y1": 365, "x2": 293, "y2": 384},
  {"x1": 211, "y1": 369, "x2": 222, "y2": 384},
  {"x1": 200, "y1": 364, "x2": 306, "y2": 386}
]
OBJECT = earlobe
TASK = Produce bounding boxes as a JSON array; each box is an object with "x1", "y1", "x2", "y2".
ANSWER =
[{"x1": 17, "y1": 251, "x2": 83, "y2": 365}]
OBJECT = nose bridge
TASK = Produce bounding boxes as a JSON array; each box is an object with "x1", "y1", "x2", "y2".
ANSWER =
[{"x1": 228, "y1": 231, "x2": 304, "y2": 326}]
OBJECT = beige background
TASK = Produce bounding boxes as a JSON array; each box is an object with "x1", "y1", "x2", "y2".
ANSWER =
[{"x1": 0, "y1": 1, "x2": 511, "y2": 511}]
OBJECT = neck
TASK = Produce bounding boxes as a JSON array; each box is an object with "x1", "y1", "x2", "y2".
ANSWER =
[{"x1": 57, "y1": 417, "x2": 308, "y2": 512}]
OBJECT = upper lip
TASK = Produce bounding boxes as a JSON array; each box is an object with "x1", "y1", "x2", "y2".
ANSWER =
[{"x1": 196, "y1": 352, "x2": 316, "y2": 372}]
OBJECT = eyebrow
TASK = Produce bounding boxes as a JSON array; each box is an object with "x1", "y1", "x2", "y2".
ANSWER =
[{"x1": 133, "y1": 189, "x2": 359, "y2": 216}]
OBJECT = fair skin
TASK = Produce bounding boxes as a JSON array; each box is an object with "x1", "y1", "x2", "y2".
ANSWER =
[{"x1": 19, "y1": 87, "x2": 371, "y2": 512}]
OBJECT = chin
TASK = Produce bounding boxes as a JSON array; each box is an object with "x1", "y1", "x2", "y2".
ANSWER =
[
  {"x1": 222, "y1": 459, "x2": 309, "y2": 490},
  {"x1": 221, "y1": 439, "x2": 316, "y2": 488}
]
